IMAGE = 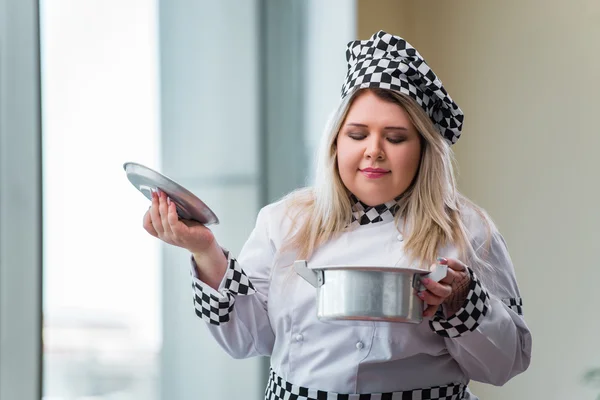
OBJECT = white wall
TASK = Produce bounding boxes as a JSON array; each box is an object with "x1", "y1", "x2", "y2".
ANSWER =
[{"x1": 358, "y1": 1, "x2": 600, "y2": 399}]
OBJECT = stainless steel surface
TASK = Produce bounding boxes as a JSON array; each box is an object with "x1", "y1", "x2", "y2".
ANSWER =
[
  {"x1": 123, "y1": 162, "x2": 219, "y2": 225},
  {"x1": 317, "y1": 268, "x2": 424, "y2": 323},
  {"x1": 293, "y1": 259, "x2": 321, "y2": 287},
  {"x1": 294, "y1": 261, "x2": 447, "y2": 324}
]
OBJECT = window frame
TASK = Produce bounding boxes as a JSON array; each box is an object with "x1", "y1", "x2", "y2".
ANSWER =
[{"x1": 0, "y1": 0, "x2": 43, "y2": 399}]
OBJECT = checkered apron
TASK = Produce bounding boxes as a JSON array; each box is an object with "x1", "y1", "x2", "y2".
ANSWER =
[{"x1": 264, "y1": 369, "x2": 467, "y2": 400}]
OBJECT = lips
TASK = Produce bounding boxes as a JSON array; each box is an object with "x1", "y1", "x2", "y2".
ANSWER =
[
  {"x1": 361, "y1": 168, "x2": 389, "y2": 173},
  {"x1": 360, "y1": 167, "x2": 390, "y2": 179}
]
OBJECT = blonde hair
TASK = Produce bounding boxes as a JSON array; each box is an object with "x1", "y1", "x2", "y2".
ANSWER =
[{"x1": 281, "y1": 88, "x2": 493, "y2": 272}]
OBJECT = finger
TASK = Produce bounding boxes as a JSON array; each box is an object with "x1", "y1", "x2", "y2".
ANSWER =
[
  {"x1": 416, "y1": 288, "x2": 445, "y2": 306},
  {"x1": 439, "y1": 268, "x2": 459, "y2": 285},
  {"x1": 181, "y1": 218, "x2": 202, "y2": 228},
  {"x1": 423, "y1": 304, "x2": 440, "y2": 318},
  {"x1": 437, "y1": 257, "x2": 467, "y2": 272},
  {"x1": 167, "y1": 199, "x2": 189, "y2": 237},
  {"x1": 149, "y1": 191, "x2": 164, "y2": 234},
  {"x1": 167, "y1": 198, "x2": 180, "y2": 228},
  {"x1": 420, "y1": 278, "x2": 452, "y2": 299},
  {"x1": 143, "y1": 208, "x2": 158, "y2": 237},
  {"x1": 158, "y1": 190, "x2": 173, "y2": 235}
]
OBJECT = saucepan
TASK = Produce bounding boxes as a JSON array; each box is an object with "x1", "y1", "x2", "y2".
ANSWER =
[{"x1": 294, "y1": 260, "x2": 447, "y2": 324}]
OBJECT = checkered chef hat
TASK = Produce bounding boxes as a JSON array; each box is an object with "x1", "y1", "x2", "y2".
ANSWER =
[{"x1": 341, "y1": 31, "x2": 464, "y2": 145}]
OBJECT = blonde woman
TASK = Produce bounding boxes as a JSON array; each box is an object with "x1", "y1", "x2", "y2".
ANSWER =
[{"x1": 143, "y1": 31, "x2": 532, "y2": 400}]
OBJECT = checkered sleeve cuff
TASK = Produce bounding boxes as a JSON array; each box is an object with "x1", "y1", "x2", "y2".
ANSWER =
[
  {"x1": 429, "y1": 267, "x2": 490, "y2": 338},
  {"x1": 191, "y1": 253, "x2": 256, "y2": 325},
  {"x1": 502, "y1": 297, "x2": 523, "y2": 316}
]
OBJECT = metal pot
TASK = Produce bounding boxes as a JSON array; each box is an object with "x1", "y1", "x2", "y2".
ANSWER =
[{"x1": 294, "y1": 260, "x2": 447, "y2": 324}]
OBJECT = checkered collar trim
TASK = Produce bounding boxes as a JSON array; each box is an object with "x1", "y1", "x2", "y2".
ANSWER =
[{"x1": 350, "y1": 194, "x2": 400, "y2": 225}]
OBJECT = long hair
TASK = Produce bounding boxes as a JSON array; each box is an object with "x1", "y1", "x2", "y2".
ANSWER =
[{"x1": 281, "y1": 87, "x2": 493, "y2": 272}]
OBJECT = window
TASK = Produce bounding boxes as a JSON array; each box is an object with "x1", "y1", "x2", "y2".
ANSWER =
[{"x1": 40, "y1": 1, "x2": 161, "y2": 399}]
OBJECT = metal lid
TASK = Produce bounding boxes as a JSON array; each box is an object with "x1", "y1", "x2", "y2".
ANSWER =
[{"x1": 123, "y1": 162, "x2": 219, "y2": 226}]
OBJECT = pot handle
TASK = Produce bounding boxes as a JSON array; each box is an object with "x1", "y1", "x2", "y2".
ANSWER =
[
  {"x1": 416, "y1": 264, "x2": 448, "y2": 291},
  {"x1": 293, "y1": 260, "x2": 319, "y2": 288}
]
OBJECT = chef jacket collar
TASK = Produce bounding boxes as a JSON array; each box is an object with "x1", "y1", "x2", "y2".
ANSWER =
[{"x1": 350, "y1": 194, "x2": 401, "y2": 225}]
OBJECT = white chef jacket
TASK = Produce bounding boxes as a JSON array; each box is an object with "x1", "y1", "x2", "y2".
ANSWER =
[{"x1": 190, "y1": 197, "x2": 532, "y2": 398}]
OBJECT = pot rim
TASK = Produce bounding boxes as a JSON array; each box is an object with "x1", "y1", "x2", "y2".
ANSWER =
[{"x1": 310, "y1": 265, "x2": 431, "y2": 274}]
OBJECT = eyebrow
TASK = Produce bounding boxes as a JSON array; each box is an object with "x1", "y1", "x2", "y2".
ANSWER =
[{"x1": 345, "y1": 123, "x2": 408, "y2": 131}]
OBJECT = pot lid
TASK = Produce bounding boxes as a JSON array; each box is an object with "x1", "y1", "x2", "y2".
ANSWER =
[{"x1": 123, "y1": 161, "x2": 219, "y2": 226}]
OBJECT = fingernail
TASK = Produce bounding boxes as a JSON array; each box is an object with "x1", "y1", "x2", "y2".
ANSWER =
[
  {"x1": 167, "y1": 197, "x2": 171, "y2": 205},
  {"x1": 421, "y1": 278, "x2": 431, "y2": 285},
  {"x1": 417, "y1": 292, "x2": 425, "y2": 299},
  {"x1": 437, "y1": 257, "x2": 447, "y2": 264}
]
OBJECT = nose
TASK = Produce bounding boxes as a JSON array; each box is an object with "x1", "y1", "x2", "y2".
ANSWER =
[{"x1": 365, "y1": 137, "x2": 385, "y2": 160}]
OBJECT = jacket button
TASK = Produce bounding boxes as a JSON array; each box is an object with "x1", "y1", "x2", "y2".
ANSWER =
[
  {"x1": 295, "y1": 334, "x2": 304, "y2": 342},
  {"x1": 356, "y1": 341, "x2": 364, "y2": 350}
]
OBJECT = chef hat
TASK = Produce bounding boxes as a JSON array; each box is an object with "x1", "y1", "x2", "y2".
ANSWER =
[{"x1": 341, "y1": 30, "x2": 464, "y2": 145}]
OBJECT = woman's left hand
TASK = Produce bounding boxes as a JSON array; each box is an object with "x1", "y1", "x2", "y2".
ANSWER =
[{"x1": 416, "y1": 257, "x2": 471, "y2": 318}]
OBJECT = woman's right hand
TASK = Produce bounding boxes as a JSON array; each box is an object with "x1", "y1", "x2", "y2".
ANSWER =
[
  {"x1": 143, "y1": 189, "x2": 228, "y2": 289},
  {"x1": 143, "y1": 189, "x2": 215, "y2": 253}
]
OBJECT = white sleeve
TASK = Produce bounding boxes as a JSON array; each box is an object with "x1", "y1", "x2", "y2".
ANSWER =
[
  {"x1": 190, "y1": 206, "x2": 276, "y2": 359},
  {"x1": 429, "y1": 229, "x2": 532, "y2": 386}
]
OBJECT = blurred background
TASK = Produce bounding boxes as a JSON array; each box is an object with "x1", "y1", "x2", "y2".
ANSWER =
[{"x1": 1, "y1": 0, "x2": 598, "y2": 399}]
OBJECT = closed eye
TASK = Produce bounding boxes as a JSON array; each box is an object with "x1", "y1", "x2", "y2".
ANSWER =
[
  {"x1": 346, "y1": 132, "x2": 408, "y2": 143},
  {"x1": 348, "y1": 133, "x2": 366, "y2": 140},
  {"x1": 387, "y1": 137, "x2": 407, "y2": 144}
]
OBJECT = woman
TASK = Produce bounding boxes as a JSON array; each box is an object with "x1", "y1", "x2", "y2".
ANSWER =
[{"x1": 143, "y1": 31, "x2": 532, "y2": 400}]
